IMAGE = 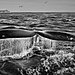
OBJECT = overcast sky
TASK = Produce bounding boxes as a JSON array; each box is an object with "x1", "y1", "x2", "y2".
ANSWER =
[{"x1": 0, "y1": 0, "x2": 75, "y2": 12}]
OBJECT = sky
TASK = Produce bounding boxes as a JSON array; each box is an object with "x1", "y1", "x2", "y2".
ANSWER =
[{"x1": 0, "y1": 0, "x2": 75, "y2": 12}]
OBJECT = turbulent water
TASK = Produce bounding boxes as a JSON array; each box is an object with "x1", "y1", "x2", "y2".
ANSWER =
[{"x1": 0, "y1": 12, "x2": 75, "y2": 75}]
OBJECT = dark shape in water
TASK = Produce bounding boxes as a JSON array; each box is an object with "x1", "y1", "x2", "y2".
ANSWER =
[
  {"x1": 0, "y1": 29, "x2": 35, "y2": 39},
  {"x1": 1, "y1": 27, "x2": 75, "y2": 42},
  {"x1": 36, "y1": 31, "x2": 75, "y2": 41}
]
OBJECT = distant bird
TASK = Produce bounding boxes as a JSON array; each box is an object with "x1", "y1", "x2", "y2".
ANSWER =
[
  {"x1": 44, "y1": 1, "x2": 48, "y2": 4},
  {"x1": 19, "y1": 5, "x2": 23, "y2": 8}
]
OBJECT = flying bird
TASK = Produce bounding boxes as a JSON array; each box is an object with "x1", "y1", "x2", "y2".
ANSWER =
[
  {"x1": 19, "y1": 5, "x2": 23, "y2": 8},
  {"x1": 44, "y1": 1, "x2": 48, "y2": 4}
]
